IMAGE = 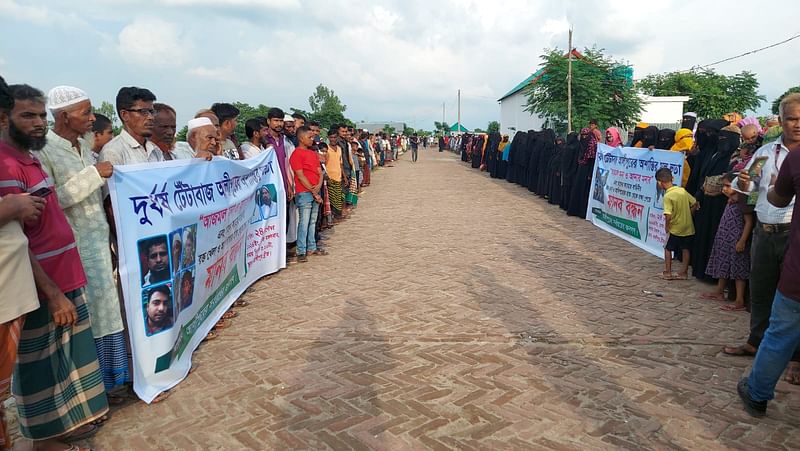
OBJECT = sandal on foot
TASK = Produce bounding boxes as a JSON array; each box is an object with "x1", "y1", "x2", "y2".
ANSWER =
[
  {"x1": 233, "y1": 299, "x2": 249, "y2": 308},
  {"x1": 90, "y1": 414, "x2": 110, "y2": 426},
  {"x1": 61, "y1": 424, "x2": 99, "y2": 442},
  {"x1": 151, "y1": 390, "x2": 171, "y2": 403},
  {"x1": 659, "y1": 272, "x2": 677, "y2": 280},
  {"x1": 720, "y1": 304, "x2": 747, "y2": 312},
  {"x1": 700, "y1": 292, "x2": 726, "y2": 301},
  {"x1": 203, "y1": 330, "x2": 218, "y2": 342},
  {"x1": 298, "y1": 254, "x2": 308, "y2": 263},
  {"x1": 673, "y1": 273, "x2": 689, "y2": 280},
  {"x1": 784, "y1": 362, "x2": 800, "y2": 385},
  {"x1": 222, "y1": 310, "x2": 238, "y2": 320},
  {"x1": 722, "y1": 345, "x2": 756, "y2": 357},
  {"x1": 213, "y1": 319, "x2": 229, "y2": 330},
  {"x1": 311, "y1": 249, "x2": 328, "y2": 256}
]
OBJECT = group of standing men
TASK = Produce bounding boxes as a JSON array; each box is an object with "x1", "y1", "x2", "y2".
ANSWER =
[{"x1": 0, "y1": 73, "x2": 396, "y2": 450}]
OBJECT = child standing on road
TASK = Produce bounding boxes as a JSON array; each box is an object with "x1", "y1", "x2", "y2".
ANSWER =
[
  {"x1": 701, "y1": 173, "x2": 754, "y2": 310},
  {"x1": 658, "y1": 167, "x2": 699, "y2": 280}
]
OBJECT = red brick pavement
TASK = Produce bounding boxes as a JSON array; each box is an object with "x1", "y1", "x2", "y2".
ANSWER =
[{"x1": 11, "y1": 147, "x2": 800, "y2": 450}]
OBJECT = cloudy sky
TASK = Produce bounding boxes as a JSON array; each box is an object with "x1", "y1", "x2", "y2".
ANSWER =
[{"x1": 1, "y1": 0, "x2": 798, "y2": 132}]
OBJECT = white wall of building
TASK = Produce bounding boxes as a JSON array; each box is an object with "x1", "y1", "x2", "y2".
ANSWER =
[
  {"x1": 499, "y1": 90, "x2": 545, "y2": 137},
  {"x1": 638, "y1": 96, "x2": 690, "y2": 126},
  {"x1": 499, "y1": 93, "x2": 689, "y2": 136}
]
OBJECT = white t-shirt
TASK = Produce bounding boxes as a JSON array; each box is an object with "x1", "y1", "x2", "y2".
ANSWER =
[{"x1": 0, "y1": 214, "x2": 39, "y2": 323}]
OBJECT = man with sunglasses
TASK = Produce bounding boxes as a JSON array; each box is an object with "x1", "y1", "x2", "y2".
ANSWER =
[{"x1": 98, "y1": 86, "x2": 164, "y2": 165}]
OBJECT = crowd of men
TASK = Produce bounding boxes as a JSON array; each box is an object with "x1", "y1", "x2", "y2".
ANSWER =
[{"x1": 0, "y1": 76, "x2": 408, "y2": 450}]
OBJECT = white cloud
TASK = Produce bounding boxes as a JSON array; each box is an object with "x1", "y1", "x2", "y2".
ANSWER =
[
  {"x1": 117, "y1": 18, "x2": 188, "y2": 67},
  {"x1": 3, "y1": 0, "x2": 799, "y2": 130},
  {"x1": 187, "y1": 66, "x2": 238, "y2": 83}
]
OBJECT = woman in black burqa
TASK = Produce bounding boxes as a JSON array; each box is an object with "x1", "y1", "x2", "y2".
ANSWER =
[
  {"x1": 559, "y1": 132, "x2": 580, "y2": 211},
  {"x1": 685, "y1": 119, "x2": 728, "y2": 196},
  {"x1": 526, "y1": 131, "x2": 544, "y2": 192},
  {"x1": 535, "y1": 129, "x2": 556, "y2": 196},
  {"x1": 547, "y1": 135, "x2": 565, "y2": 205},
  {"x1": 567, "y1": 128, "x2": 597, "y2": 218},
  {"x1": 690, "y1": 125, "x2": 741, "y2": 280},
  {"x1": 505, "y1": 131, "x2": 527, "y2": 184}
]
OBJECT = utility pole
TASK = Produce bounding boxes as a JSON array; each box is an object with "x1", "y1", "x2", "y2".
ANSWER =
[
  {"x1": 442, "y1": 102, "x2": 446, "y2": 134},
  {"x1": 457, "y1": 89, "x2": 461, "y2": 135},
  {"x1": 567, "y1": 27, "x2": 573, "y2": 134}
]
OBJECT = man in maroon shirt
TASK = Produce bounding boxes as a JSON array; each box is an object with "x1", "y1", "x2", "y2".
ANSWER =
[
  {"x1": 0, "y1": 84, "x2": 108, "y2": 448},
  {"x1": 738, "y1": 133, "x2": 800, "y2": 417}
]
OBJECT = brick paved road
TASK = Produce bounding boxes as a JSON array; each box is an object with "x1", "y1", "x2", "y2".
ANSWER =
[{"x1": 58, "y1": 148, "x2": 800, "y2": 449}]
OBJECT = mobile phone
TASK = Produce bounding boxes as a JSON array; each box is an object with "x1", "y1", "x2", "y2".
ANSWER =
[{"x1": 30, "y1": 187, "x2": 52, "y2": 198}]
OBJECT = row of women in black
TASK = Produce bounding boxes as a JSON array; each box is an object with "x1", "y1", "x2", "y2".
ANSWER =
[
  {"x1": 477, "y1": 128, "x2": 596, "y2": 218},
  {"x1": 469, "y1": 118, "x2": 745, "y2": 282}
]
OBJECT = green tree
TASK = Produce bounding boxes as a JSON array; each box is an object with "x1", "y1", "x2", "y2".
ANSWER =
[
  {"x1": 772, "y1": 86, "x2": 800, "y2": 115},
  {"x1": 433, "y1": 121, "x2": 451, "y2": 134},
  {"x1": 487, "y1": 121, "x2": 500, "y2": 133},
  {"x1": 176, "y1": 125, "x2": 188, "y2": 142},
  {"x1": 473, "y1": 128, "x2": 485, "y2": 133},
  {"x1": 637, "y1": 69, "x2": 765, "y2": 119},
  {"x1": 525, "y1": 47, "x2": 643, "y2": 134},
  {"x1": 404, "y1": 125, "x2": 416, "y2": 135},
  {"x1": 92, "y1": 101, "x2": 122, "y2": 135},
  {"x1": 382, "y1": 124, "x2": 396, "y2": 135},
  {"x1": 308, "y1": 84, "x2": 348, "y2": 130}
]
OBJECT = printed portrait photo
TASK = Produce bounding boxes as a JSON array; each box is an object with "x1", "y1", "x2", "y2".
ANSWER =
[
  {"x1": 181, "y1": 224, "x2": 197, "y2": 269},
  {"x1": 138, "y1": 235, "x2": 171, "y2": 287},
  {"x1": 252, "y1": 184, "x2": 278, "y2": 223},
  {"x1": 169, "y1": 229, "x2": 183, "y2": 278},
  {"x1": 176, "y1": 268, "x2": 195, "y2": 313},
  {"x1": 142, "y1": 283, "x2": 174, "y2": 337}
]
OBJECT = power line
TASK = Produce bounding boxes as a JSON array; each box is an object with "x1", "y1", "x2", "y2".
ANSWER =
[{"x1": 678, "y1": 32, "x2": 800, "y2": 72}]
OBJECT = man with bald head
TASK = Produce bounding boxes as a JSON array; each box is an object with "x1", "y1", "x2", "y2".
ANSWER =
[{"x1": 36, "y1": 85, "x2": 129, "y2": 394}]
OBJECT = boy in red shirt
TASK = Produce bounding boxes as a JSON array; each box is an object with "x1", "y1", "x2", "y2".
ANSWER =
[{"x1": 289, "y1": 126, "x2": 326, "y2": 262}]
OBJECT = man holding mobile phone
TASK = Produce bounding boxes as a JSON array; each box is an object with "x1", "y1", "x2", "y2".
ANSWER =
[
  {"x1": 724, "y1": 93, "x2": 800, "y2": 383},
  {"x1": 0, "y1": 83, "x2": 108, "y2": 449}
]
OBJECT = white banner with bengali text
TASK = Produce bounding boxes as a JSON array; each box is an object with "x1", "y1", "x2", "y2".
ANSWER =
[
  {"x1": 586, "y1": 144, "x2": 685, "y2": 258},
  {"x1": 108, "y1": 150, "x2": 286, "y2": 402}
]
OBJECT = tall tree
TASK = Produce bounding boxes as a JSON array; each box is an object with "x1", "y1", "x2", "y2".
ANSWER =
[
  {"x1": 92, "y1": 101, "x2": 122, "y2": 135},
  {"x1": 637, "y1": 69, "x2": 765, "y2": 119},
  {"x1": 487, "y1": 121, "x2": 500, "y2": 133},
  {"x1": 308, "y1": 84, "x2": 348, "y2": 130},
  {"x1": 772, "y1": 86, "x2": 800, "y2": 115},
  {"x1": 525, "y1": 47, "x2": 642, "y2": 134},
  {"x1": 382, "y1": 124, "x2": 396, "y2": 135}
]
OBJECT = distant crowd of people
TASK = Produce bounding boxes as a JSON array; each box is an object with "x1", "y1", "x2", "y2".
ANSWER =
[{"x1": 455, "y1": 94, "x2": 800, "y2": 418}]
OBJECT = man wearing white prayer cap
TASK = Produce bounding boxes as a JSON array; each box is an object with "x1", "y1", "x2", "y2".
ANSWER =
[
  {"x1": 187, "y1": 117, "x2": 219, "y2": 155},
  {"x1": 283, "y1": 113, "x2": 297, "y2": 147},
  {"x1": 34, "y1": 86, "x2": 129, "y2": 392}
]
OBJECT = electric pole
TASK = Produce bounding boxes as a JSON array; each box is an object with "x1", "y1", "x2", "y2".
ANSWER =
[
  {"x1": 567, "y1": 27, "x2": 573, "y2": 134},
  {"x1": 457, "y1": 89, "x2": 461, "y2": 135}
]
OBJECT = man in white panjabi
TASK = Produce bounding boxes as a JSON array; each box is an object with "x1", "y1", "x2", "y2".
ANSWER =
[{"x1": 35, "y1": 85, "x2": 129, "y2": 392}]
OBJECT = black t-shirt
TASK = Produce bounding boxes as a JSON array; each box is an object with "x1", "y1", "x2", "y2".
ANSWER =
[{"x1": 774, "y1": 149, "x2": 800, "y2": 301}]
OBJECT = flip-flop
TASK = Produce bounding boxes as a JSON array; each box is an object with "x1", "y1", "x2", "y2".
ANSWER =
[
  {"x1": 700, "y1": 292, "x2": 726, "y2": 301},
  {"x1": 720, "y1": 304, "x2": 747, "y2": 311},
  {"x1": 673, "y1": 273, "x2": 689, "y2": 280},
  {"x1": 203, "y1": 330, "x2": 218, "y2": 342},
  {"x1": 222, "y1": 310, "x2": 238, "y2": 320},
  {"x1": 659, "y1": 272, "x2": 677, "y2": 280},
  {"x1": 62, "y1": 423, "x2": 99, "y2": 442},
  {"x1": 722, "y1": 345, "x2": 756, "y2": 357},
  {"x1": 233, "y1": 299, "x2": 249, "y2": 308}
]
